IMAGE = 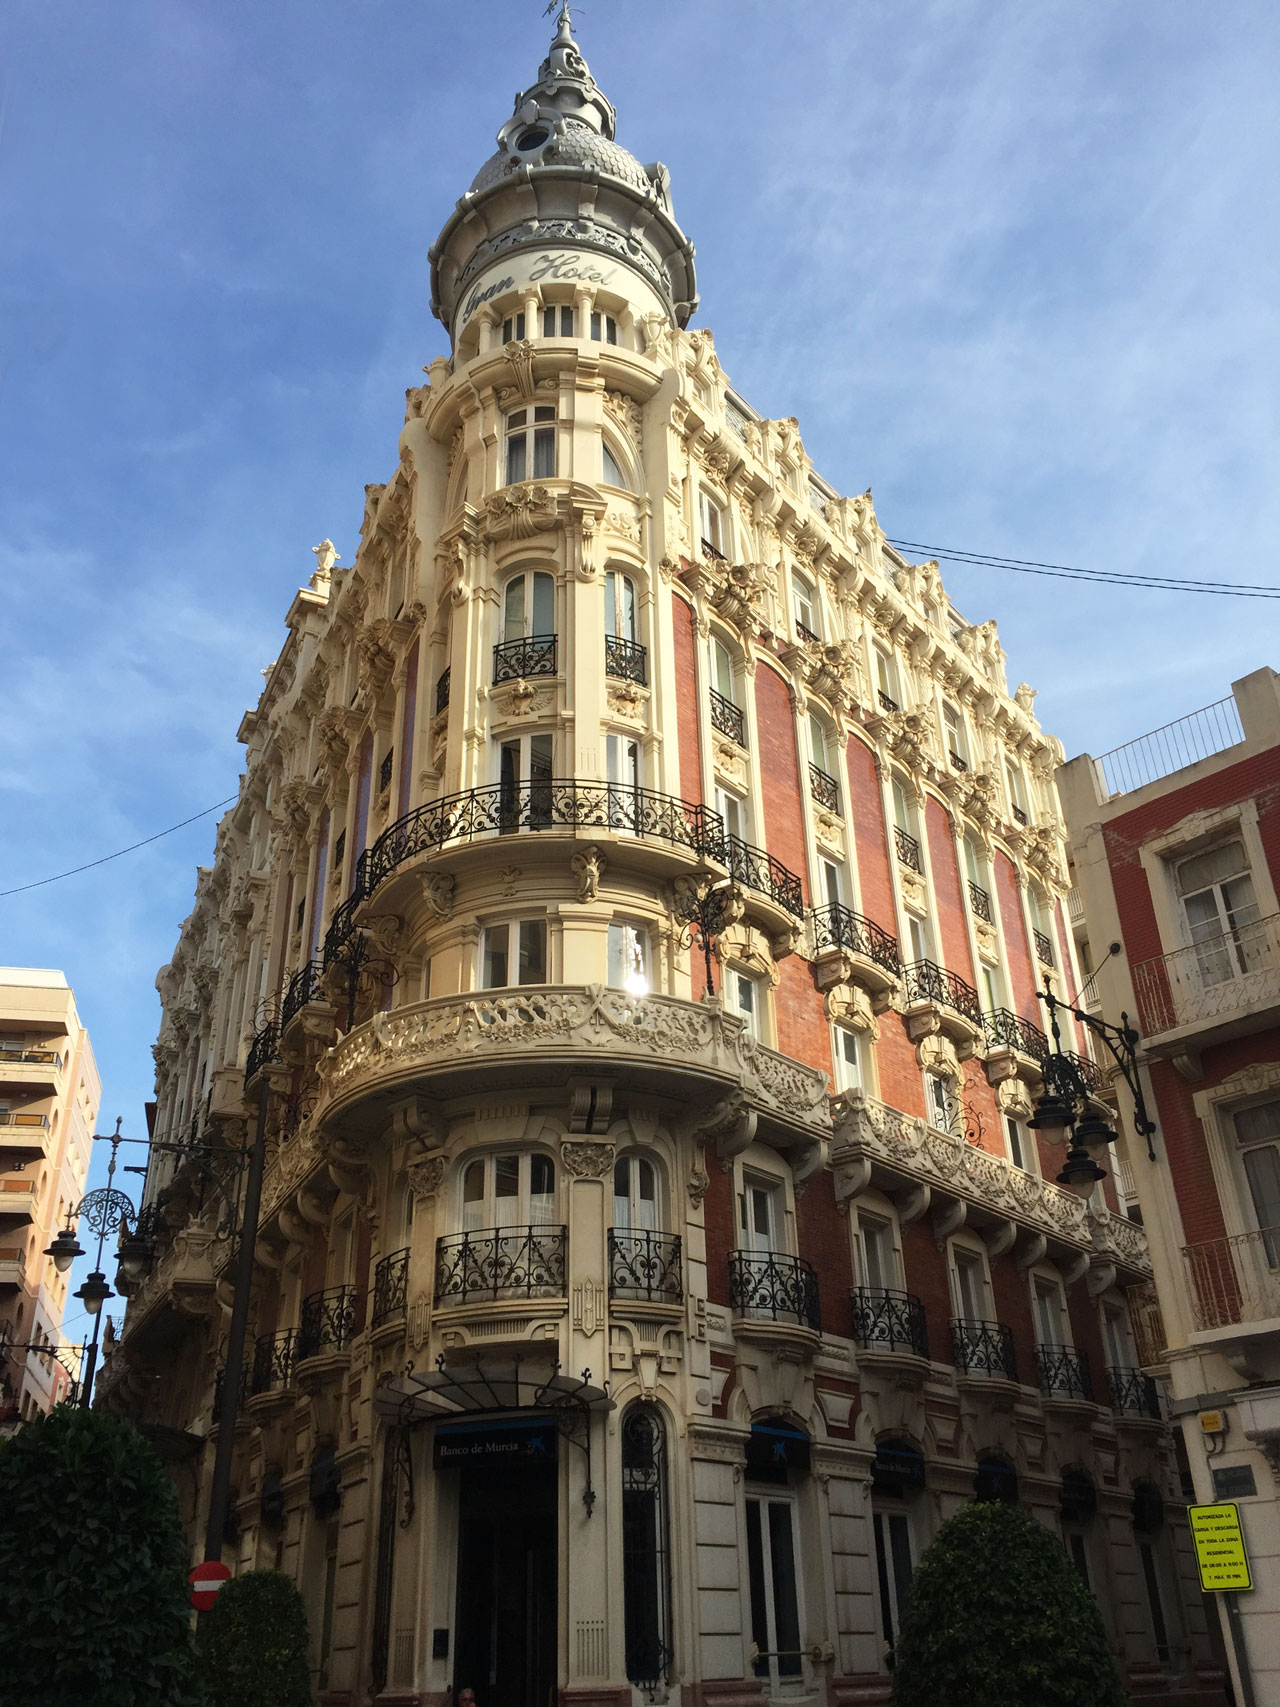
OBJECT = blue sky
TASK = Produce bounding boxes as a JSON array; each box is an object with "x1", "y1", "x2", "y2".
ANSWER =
[{"x1": 3, "y1": 0, "x2": 1277, "y2": 1338}]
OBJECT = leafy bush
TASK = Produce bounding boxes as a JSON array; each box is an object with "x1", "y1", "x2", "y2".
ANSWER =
[
  {"x1": 0, "y1": 1404, "x2": 199, "y2": 1707},
  {"x1": 892, "y1": 1499, "x2": 1129, "y2": 1707},
  {"x1": 201, "y1": 1568, "x2": 312, "y2": 1707}
]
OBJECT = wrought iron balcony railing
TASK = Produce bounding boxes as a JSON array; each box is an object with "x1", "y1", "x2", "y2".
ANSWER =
[
  {"x1": 244, "y1": 1020, "x2": 282, "y2": 1086},
  {"x1": 1132, "y1": 912, "x2": 1280, "y2": 1039},
  {"x1": 1183, "y1": 1224, "x2": 1280, "y2": 1331},
  {"x1": 701, "y1": 538, "x2": 727, "y2": 562},
  {"x1": 320, "y1": 781, "x2": 808, "y2": 967},
  {"x1": 949, "y1": 751, "x2": 969, "y2": 773},
  {"x1": 951, "y1": 1318, "x2": 1018, "y2": 1381},
  {"x1": 605, "y1": 635, "x2": 648, "y2": 686},
  {"x1": 282, "y1": 960, "x2": 323, "y2": 1026},
  {"x1": 1036, "y1": 1342, "x2": 1092, "y2": 1401},
  {"x1": 372, "y1": 1246, "x2": 409, "y2": 1328},
  {"x1": 878, "y1": 689, "x2": 899, "y2": 714},
  {"x1": 1107, "y1": 1365, "x2": 1161, "y2": 1419},
  {"x1": 726, "y1": 834, "x2": 804, "y2": 919},
  {"x1": 902, "y1": 960, "x2": 982, "y2": 1027},
  {"x1": 1033, "y1": 928, "x2": 1055, "y2": 967},
  {"x1": 434, "y1": 1225, "x2": 568, "y2": 1306},
  {"x1": 608, "y1": 1229, "x2": 683, "y2": 1302},
  {"x1": 809, "y1": 903, "x2": 901, "y2": 977},
  {"x1": 894, "y1": 827, "x2": 922, "y2": 873},
  {"x1": 795, "y1": 619, "x2": 820, "y2": 646},
  {"x1": 967, "y1": 880, "x2": 992, "y2": 922},
  {"x1": 493, "y1": 634, "x2": 557, "y2": 684},
  {"x1": 981, "y1": 1008, "x2": 1050, "y2": 1060},
  {"x1": 379, "y1": 749, "x2": 394, "y2": 792},
  {"x1": 250, "y1": 1329, "x2": 296, "y2": 1397},
  {"x1": 1011, "y1": 804, "x2": 1028, "y2": 826},
  {"x1": 296, "y1": 1285, "x2": 357, "y2": 1362},
  {"x1": 851, "y1": 1286, "x2": 929, "y2": 1358},
  {"x1": 435, "y1": 667, "x2": 451, "y2": 713},
  {"x1": 808, "y1": 762, "x2": 840, "y2": 812},
  {"x1": 709, "y1": 687, "x2": 746, "y2": 746},
  {"x1": 728, "y1": 1249, "x2": 821, "y2": 1332}
]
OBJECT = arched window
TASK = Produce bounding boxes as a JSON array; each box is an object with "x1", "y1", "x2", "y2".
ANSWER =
[
  {"x1": 613, "y1": 1153, "x2": 660, "y2": 1230},
  {"x1": 621, "y1": 1405, "x2": 673, "y2": 1688},
  {"x1": 602, "y1": 442, "x2": 630, "y2": 489}
]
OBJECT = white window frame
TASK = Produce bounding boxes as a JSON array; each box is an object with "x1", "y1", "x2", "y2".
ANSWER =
[
  {"x1": 725, "y1": 965, "x2": 764, "y2": 1041},
  {"x1": 504, "y1": 405, "x2": 556, "y2": 485},
  {"x1": 541, "y1": 303, "x2": 575, "y2": 338},
  {"x1": 479, "y1": 918, "x2": 548, "y2": 989},
  {"x1": 744, "y1": 1489, "x2": 807, "y2": 1691},
  {"x1": 601, "y1": 439, "x2": 631, "y2": 490},
  {"x1": 942, "y1": 700, "x2": 968, "y2": 767},
  {"x1": 854, "y1": 1204, "x2": 902, "y2": 1292},
  {"x1": 792, "y1": 572, "x2": 819, "y2": 638},
  {"x1": 833, "y1": 1024, "x2": 870, "y2": 1095},
  {"x1": 699, "y1": 490, "x2": 726, "y2": 555},
  {"x1": 613, "y1": 1151, "x2": 662, "y2": 1231},
  {"x1": 1004, "y1": 1113, "x2": 1037, "y2": 1175},
  {"x1": 501, "y1": 568, "x2": 555, "y2": 642},
  {"x1": 604, "y1": 569, "x2": 638, "y2": 641},
  {"x1": 1030, "y1": 1269, "x2": 1071, "y2": 1349},
  {"x1": 460, "y1": 1150, "x2": 557, "y2": 1231},
  {"x1": 948, "y1": 1239, "x2": 992, "y2": 1322}
]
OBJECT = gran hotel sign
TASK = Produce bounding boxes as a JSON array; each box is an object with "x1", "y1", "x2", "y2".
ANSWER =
[{"x1": 461, "y1": 251, "x2": 621, "y2": 325}]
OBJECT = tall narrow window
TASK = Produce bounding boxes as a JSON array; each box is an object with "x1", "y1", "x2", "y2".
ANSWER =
[
  {"x1": 461, "y1": 1152, "x2": 556, "y2": 1231},
  {"x1": 397, "y1": 641, "x2": 419, "y2": 819},
  {"x1": 621, "y1": 1406, "x2": 673, "y2": 1688},
  {"x1": 501, "y1": 312, "x2": 527, "y2": 343},
  {"x1": 1177, "y1": 842, "x2": 1262, "y2": 984},
  {"x1": 614, "y1": 1154, "x2": 659, "y2": 1230},
  {"x1": 1032, "y1": 1276, "x2": 1067, "y2": 1347},
  {"x1": 745, "y1": 1496, "x2": 802, "y2": 1683},
  {"x1": 951, "y1": 1247, "x2": 989, "y2": 1321},
  {"x1": 793, "y1": 573, "x2": 819, "y2": 639},
  {"x1": 351, "y1": 731, "x2": 374, "y2": 894},
  {"x1": 699, "y1": 492, "x2": 724, "y2": 555},
  {"x1": 607, "y1": 922, "x2": 649, "y2": 995},
  {"x1": 726, "y1": 969, "x2": 761, "y2": 1039},
  {"x1": 1006, "y1": 760, "x2": 1029, "y2": 823},
  {"x1": 481, "y1": 919, "x2": 547, "y2": 989},
  {"x1": 856, "y1": 1213, "x2": 899, "y2": 1292},
  {"x1": 605, "y1": 570, "x2": 637, "y2": 641},
  {"x1": 542, "y1": 304, "x2": 574, "y2": 337},
  {"x1": 500, "y1": 732, "x2": 554, "y2": 829},
  {"x1": 505, "y1": 406, "x2": 556, "y2": 484},
  {"x1": 942, "y1": 701, "x2": 968, "y2": 768},
  {"x1": 503, "y1": 571, "x2": 555, "y2": 642},
  {"x1": 834, "y1": 1025, "x2": 867, "y2": 1094},
  {"x1": 590, "y1": 310, "x2": 617, "y2": 344},
  {"x1": 308, "y1": 808, "x2": 330, "y2": 963},
  {"x1": 602, "y1": 442, "x2": 629, "y2": 488},
  {"x1": 710, "y1": 636, "x2": 737, "y2": 705},
  {"x1": 872, "y1": 1507, "x2": 914, "y2": 1665}
]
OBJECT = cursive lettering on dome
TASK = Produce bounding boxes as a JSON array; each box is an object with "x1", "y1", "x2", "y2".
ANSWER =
[
  {"x1": 528, "y1": 251, "x2": 617, "y2": 286},
  {"x1": 462, "y1": 274, "x2": 517, "y2": 320}
]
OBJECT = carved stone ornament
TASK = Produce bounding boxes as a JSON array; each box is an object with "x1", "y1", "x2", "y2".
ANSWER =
[
  {"x1": 570, "y1": 845, "x2": 605, "y2": 903},
  {"x1": 482, "y1": 483, "x2": 558, "y2": 542},
  {"x1": 407, "y1": 1157, "x2": 445, "y2": 1202},
  {"x1": 687, "y1": 1147, "x2": 710, "y2": 1209},
  {"x1": 561, "y1": 1140, "x2": 615, "y2": 1180}
]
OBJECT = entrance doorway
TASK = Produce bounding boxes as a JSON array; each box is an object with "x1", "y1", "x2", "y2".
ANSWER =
[{"x1": 450, "y1": 1429, "x2": 558, "y2": 1707}]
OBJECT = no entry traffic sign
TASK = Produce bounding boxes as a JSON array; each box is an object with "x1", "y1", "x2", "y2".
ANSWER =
[{"x1": 188, "y1": 1560, "x2": 232, "y2": 1611}]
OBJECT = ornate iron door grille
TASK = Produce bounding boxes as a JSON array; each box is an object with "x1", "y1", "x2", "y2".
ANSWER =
[
  {"x1": 434, "y1": 1225, "x2": 568, "y2": 1305},
  {"x1": 728, "y1": 1250, "x2": 821, "y2": 1331},
  {"x1": 492, "y1": 634, "x2": 557, "y2": 683},
  {"x1": 709, "y1": 687, "x2": 746, "y2": 746},
  {"x1": 1106, "y1": 1365, "x2": 1161, "y2": 1418},
  {"x1": 296, "y1": 1285, "x2": 357, "y2": 1362},
  {"x1": 950, "y1": 1317, "x2": 1018, "y2": 1380},
  {"x1": 1036, "y1": 1342, "x2": 1092, "y2": 1400},
  {"x1": 902, "y1": 959, "x2": 982, "y2": 1026},
  {"x1": 894, "y1": 827, "x2": 922, "y2": 872},
  {"x1": 808, "y1": 903, "x2": 901, "y2": 975},
  {"x1": 250, "y1": 1329, "x2": 296, "y2": 1397},
  {"x1": 608, "y1": 1230, "x2": 683, "y2": 1302},
  {"x1": 850, "y1": 1287, "x2": 929, "y2": 1358},
  {"x1": 372, "y1": 1247, "x2": 410, "y2": 1327},
  {"x1": 808, "y1": 762, "x2": 840, "y2": 812},
  {"x1": 605, "y1": 635, "x2": 648, "y2": 686}
]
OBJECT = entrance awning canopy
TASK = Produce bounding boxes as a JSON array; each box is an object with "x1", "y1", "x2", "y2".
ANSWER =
[{"x1": 374, "y1": 1352, "x2": 614, "y2": 1430}]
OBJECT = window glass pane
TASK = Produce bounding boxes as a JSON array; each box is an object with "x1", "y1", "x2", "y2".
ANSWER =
[
  {"x1": 1178, "y1": 842, "x2": 1248, "y2": 895},
  {"x1": 622, "y1": 575, "x2": 636, "y2": 640},
  {"x1": 518, "y1": 919, "x2": 547, "y2": 984},
  {"x1": 603, "y1": 443, "x2": 627, "y2": 487},
  {"x1": 1006, "y1": 1116, "x2": 1027, "y2": 1171},
  {"x1": 529, "y1": 1153, "x2": 554, "y2": 1200},
  {"x1": 504, "y1": 576, "x2": 525, "y2": 639},
  {"x1": 809, "y1": 714, "x2": 828, "y2": 770},
  {"x1": 712, "y1": 638, "x2": 734, "y2": 700},
  {"x1": 604, "y1": 571, "x2": 617, "y2": 637},
  {"x1": 887, "y1": 1512, "x2": 914, "y2": 1640},
  {"x1": 495, "y1": 1155, "x2": 519, "y2": 1199},
  {"x1": 534, "y1": 406, "x2": 555, "y2": 422},
  {"x1": 506, "y1": 433, "x2": 527, "y2": 485},
  {"x1": 605, "y1": 316, "x2": 617, "y2": 345},
  {"x1": 561, "y1": 306, "x2": 574, "y2": 336},
  {"x1": 767, "y1": 1502, "x2": 802, "y2": 1676},
  {"x1": 745, "y1": 1500, "x2": 770, "y2": 1678},
  {"x1": 531, "y1": 572, "x2": 555, "y2": 635},
  {"x1": 823, "y1": 861, "x2": 842, "y2": 909},
  {"x1": 1242, "y1": 1145, "x2": 1280, "y2": 1235},
  {"x1": 1236, "y1": 1102, "x2": 1280, "y2": 1145},
  {"x1": 542, "y1": 306, "x2": 556, "y2": 337},
  {"x1": 591, "y1": 311, "x2": 602, "y2": 340},
  {"x1": 483, "y1": 926, "x2": 509, "y2": 989},
  {"x1": 837, "y1": 1028, "x2": 862, "y2": 1092},
  {"x1": 533, "y1": 426, "x2": 556, "y2": 479},
  {"x1": 463, "y1": 1160, "x2": 485, "y2": 1203}
]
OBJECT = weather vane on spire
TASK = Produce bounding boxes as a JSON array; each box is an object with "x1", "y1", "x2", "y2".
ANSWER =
[{"x1": 544, "y1": 0, "x2": 581, "y2": 25}]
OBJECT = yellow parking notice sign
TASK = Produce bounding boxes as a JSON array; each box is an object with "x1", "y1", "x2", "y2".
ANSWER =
[{"x1": 1188, "y1": 1503, "x2": 1253, "y2": 1592}]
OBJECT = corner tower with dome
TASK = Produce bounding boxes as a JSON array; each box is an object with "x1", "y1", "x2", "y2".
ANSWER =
[{"x1": 102, "y1": 11, "x2": 1223, "y2": 1707}]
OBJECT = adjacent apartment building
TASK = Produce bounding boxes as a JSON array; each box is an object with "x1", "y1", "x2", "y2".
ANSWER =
[
  {"x1": 0, "y1": 968, "x2": 99, "y2": 1420},
  {"x1": 1061, "y1": 667, "x2": 1280, "y2": 1706},
  {"x1": 102, "y1": 12, "x2": 1226, "y2": 1704}
]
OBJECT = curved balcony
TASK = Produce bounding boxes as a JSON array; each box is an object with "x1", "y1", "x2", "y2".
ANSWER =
[
  {"x1": 296, "y1": 1285, "x2": 356, "y2": 1363},
  {"x1": 728, "y1": 1249, "x2": 820, "y2": 1333},
  {"x1": 282, "y1": 960, "x2": 324, "y2": 1026},
  {"x1": 435, "y1": 1225, "x2": 567, "y2": 1307},
  {"x1": 372, "y1": 1247, "x2": 409, "y2": 1328},
  {"x1": 809, "y1": 904, "x2": 901, "y2": 1003},
  {"x1": 1036, "y1": 1342, "x2": 1093, "y2": 1403},
  {"x1": 320, "y1": 779, "x2": 806, "y2": 967},
  {"x1": 605, "y1": 635, "x2": 647, "y2": 686},
  {"x1": 981, "y1": 1009, "x2": 1049, "y2": 1063},
  {"x1": 493, "y1": 633, "x2": 557, "y2": 684},
  {"x1": 851, "y1": 1286, "x2": 929, "y2": 1360},
  {"x1": 1107, "y1": 1365, "x2": 1161, "y2": 1420},
  {"x1": 250, "y1": 1329, "x2": 296, "y2": 1398},
  {"x1": 315, "y1": 986, "x2": 831, "y2": 1158},
  {"x1": 608, "y1": 1229, "x2": 682, "y2": 1303},
  {"x1": 902, "y1": 959, "x2": 983, "y2": 1051},
  {"x1": 951, "y1": 1317, "x2": 1017, "y2": 1382}
]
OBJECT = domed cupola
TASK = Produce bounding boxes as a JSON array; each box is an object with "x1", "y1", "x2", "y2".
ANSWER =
[{"x1": 430, "y1": 3, "x2": 698, "y2": 348}]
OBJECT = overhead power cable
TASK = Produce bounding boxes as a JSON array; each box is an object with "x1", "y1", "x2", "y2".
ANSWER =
[
  {"x1": 886, "y1": 538, "x2": 1280, "y2": 600},
  {"x1": 0, "y1": 796, "x2": 239, "y2": 899}
]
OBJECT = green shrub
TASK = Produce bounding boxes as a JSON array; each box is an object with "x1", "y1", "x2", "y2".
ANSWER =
[
  {"x1": 201, "y1": 1568, "x2": 312, "y2": 1707},
  {"x1": 892, "y1": 1499, "x2": 1129, "y2": 1707},
  {"x1": 0, "y1": 1404, "x2": 199, "y2": 1707}
]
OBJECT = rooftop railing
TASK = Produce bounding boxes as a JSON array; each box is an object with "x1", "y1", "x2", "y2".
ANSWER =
[{"x1": 1098, "y1": 695, "x2": 1245, "y2": 795}]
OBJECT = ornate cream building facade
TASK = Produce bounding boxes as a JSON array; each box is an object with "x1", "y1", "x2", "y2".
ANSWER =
[{"x1": 103, "y1": 11, "x2": 1226, "y2": 1705}]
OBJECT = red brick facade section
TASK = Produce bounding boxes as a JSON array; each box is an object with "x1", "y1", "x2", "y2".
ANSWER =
[
  {"x1": 995, "y1": 851, "x2": 1037, "y2": 1021},
  {"x1": 899, "y1": 1219, "x2": 956, "y2": 1363},
  {"x1": 796, "y1": 1178, "x2": 854, "y2": 1341},
  {"x1": 924, "y1": 796, "x2": 972, "y2": 982},
  {"x1": 753, "y1": 661, "x2": 810, "y2": 906},
  {"x1": 989, "y1": 1251, "x2": 1038, "y2": 1383},
  {"x1": 775, "y1": 954, "x2": 833, "y2": 1081},
  {"x1": 702, "y1": 1148, "x2": 736, "y2": 1308},
  {"x1": 1066, "y1": 1284, "x2": 1109, "y2": 1392},
  {"x1": 846, "y1": 736, "x2": 894, "y2": 932},
  {"x1": 670, "y1": 591, "x2": 704, "y2": 810}
]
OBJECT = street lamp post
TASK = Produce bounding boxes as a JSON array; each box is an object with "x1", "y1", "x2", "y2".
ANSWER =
[
  {"x1": 43, "y1": 1118, "x2": 137, "y2": 1408},
  {"x1": 1030, "y1": 978, "x2": 1159, "y2": 1199}
]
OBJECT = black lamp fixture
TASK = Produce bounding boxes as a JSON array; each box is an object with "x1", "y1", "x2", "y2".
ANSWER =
[
  {"x1": 44, "y1": 1225, "x2": 84, "y2": 1274},
  {"x1": 115, "y1": 1219, "x2": 154, "y2": 1284},
  {"x1": 74, "y1": 1270, "x2": 112, "y2": 1317}
]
